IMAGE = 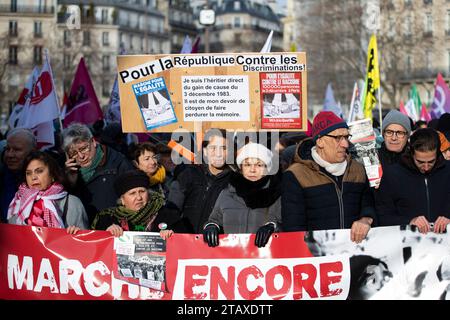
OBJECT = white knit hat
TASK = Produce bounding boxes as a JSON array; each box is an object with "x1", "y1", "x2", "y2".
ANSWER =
[{"x1": 236, "y1": 143, "x2": 273, "y2": 172}]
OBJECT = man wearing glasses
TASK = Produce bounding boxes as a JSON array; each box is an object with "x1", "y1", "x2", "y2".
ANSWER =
[
  {"x1": 378, "y1": 110, "x2": 411, "y2": 169},
  {"x1": 62, "y1": 123, "x2": 134, "y2": 224},
  {"x1": 376, "y1": 128, "x2": 450, "y2": 233},
  {"x1": 282, "y1": 111, "x2": 375, "y2": 243}
]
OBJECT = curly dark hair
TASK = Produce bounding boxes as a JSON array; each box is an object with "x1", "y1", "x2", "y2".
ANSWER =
[{"x1": 22, "y1": 151, "x2": 66, "y2": 187}]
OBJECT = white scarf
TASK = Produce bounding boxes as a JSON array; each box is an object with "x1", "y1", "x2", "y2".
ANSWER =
[{"x1": 311, "y1": 147, "x2": 347, "y2": 176}]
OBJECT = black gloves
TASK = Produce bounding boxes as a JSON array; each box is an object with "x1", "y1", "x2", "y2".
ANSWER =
[
  {"x1": 203, "y1": 224, "x2": 220, "y2": 247},
  {"x1": 255, "y1": 223, "x2": 275, "y2": 248}
]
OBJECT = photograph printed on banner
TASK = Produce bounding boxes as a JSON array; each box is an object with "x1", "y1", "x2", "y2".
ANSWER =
[
  {"x1": 132, "y1": 77, "x2": 177, "y2": 130},
  {"x1": 372, "y1": 226, "x2": 450, "y2": 300},
  {"x1": 304, "y1": 226, "x2": 405, "y2": 300},
  {"x1": 114, "y1": 232, "x2": 167, "y2": 291}
]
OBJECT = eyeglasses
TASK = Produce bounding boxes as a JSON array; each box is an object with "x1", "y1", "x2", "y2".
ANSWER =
[
  {"x1": 384, "y1": 130, "x2": 407, "y2": 138},
  {"x1": 68, "y1": 141, "x2": 92, "y2": 159},
  {"x1": 323, "y1": 134, "x2": 352, "y2": 143}
]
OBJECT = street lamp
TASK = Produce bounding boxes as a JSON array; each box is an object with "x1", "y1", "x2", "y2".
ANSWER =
[{"x1": 199, "y1": 8, "x2": 215, "y2": 53}]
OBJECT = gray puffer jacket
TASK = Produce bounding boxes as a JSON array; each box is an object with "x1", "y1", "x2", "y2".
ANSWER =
[{"x1": 206, "y1": 185, "x2": 281, "y2": 234}]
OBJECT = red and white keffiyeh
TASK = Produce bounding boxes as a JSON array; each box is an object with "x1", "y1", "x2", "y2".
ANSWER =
[{"x1": 7, "y1": 182, "x2": 68, "y2": 228}]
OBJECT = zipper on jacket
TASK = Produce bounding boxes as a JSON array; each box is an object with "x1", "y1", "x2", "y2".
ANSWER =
[
  {"x1": 320, "y1": 171, "x2": 345, "y2": 230},
  {"x1": 424, "y1": 177, "x2": 431, "y2": 221}
]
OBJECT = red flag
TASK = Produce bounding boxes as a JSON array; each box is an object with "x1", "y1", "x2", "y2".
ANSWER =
[
  {"x1": 399, "y1": 100, "x2": 408, "y2": 116},
  {"x1": 190, "y1": 37, "x2": 200, "y2": 53},
  {"x1": 63, "y1": 57, "x2": 103, "y2": 128},
  {"x1": 420, "y1": 103, "x2": 432, "y2": 122}
]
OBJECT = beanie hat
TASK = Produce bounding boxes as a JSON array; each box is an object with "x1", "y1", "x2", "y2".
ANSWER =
[
  {"x1": 381, "y1": 110, "x2": 411, "y2": 135},
  {"x1": 114, "y1": 170, "x2": 150, "y2": 197},
  {"x1": 236, "y1": 143, "x2": 273, "y2": 172},
  {"x1": 438, "y1": 131, "x2": 450, "y2": 152},
  {"x1": 311, "y1": 111, "x2": 348, "y2": 141}
]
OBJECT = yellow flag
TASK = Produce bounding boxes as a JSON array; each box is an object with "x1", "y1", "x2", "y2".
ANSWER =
[
  {"x1": 363, "y1": 35, "x2": 380, "y2": 119},
  {"x1": 290, "y1": 43, "x2": 297, "y2": 52}
]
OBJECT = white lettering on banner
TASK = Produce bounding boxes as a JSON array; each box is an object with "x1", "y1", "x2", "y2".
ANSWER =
[
  {"x1": 60, "y1": 259, "x2": 84, "y2": 295},
  {"x1": 7, "y1": 255, "x2": 34, "y2": 290},
  {"x1": 172, "y1": 256, "x2": 350, "y2": 300},
  {"x1": 34, "y1": 258, "x2": 59, "y2": 293},
  {"x1": 7, "y1": 255, "x2": 111, "y2": 297},
  {"x1": 84, "y1": 262, "x2": 111, "y2": 297}
]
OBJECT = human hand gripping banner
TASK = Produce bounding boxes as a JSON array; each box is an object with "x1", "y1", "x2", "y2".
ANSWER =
[{"x1": 1, "y1": 224, "x2": 449, "y2": 300}]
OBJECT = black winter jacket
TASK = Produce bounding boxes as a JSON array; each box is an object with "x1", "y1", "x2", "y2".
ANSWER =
[
  {"x1": 167, "y1": 164, "x2": 231, "y2": 233},
  {"x1": 282, "y1": 139, "x2": 376, "y2": 231},
  {"x1": 376, "y1": 154, "x2": 450, "y2": 226},
  {"x1": 70, "y1": 145, "x2": 134, "y2": 224}
]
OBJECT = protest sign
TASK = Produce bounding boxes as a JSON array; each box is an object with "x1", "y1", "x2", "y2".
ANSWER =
[
  {"x1": 349, "y1": 118, "x2": 383, "y2": 187},
  {"x1": 117, "y1": 52, "x2": 307, "y2": 132},
  {"x1": 114, "y1": 232, "x2": 167, "y2": 292}
]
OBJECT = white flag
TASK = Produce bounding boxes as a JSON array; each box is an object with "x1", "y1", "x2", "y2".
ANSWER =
[
  {"x1": 8, "y1": 67, "x2": 40, "y2": 129},
  {"x1": 31, "y1": 121, "x2": 55, "y2": 150},
  {"x1": 260, "y1": 30, "x2": 273, "y2": 53},
  {"x1": 348, "y1": 82, "x2": 364, "y2": 122},
  {"x1": 20, "y1": 51, "x2": 60, "y2": 128},
  {"x1": 404, "y1": 99, "x2": 419, "y2": 122}
]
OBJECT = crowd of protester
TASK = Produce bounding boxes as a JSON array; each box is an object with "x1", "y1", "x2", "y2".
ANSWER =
[{"x1": 1, "y1": 110, "x2": 450, "y2": 249}]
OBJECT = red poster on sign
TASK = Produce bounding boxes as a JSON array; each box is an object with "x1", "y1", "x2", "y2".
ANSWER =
[{"x1": 260, "y1": 72, "x2": 303, "y2": 129}]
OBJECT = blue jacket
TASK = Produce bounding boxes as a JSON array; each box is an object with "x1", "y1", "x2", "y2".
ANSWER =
[{"x1": 282, "y1": 139, "x2": 375, "y2": 231}]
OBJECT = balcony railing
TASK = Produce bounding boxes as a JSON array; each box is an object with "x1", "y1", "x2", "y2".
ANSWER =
[{"x1": 0, "y1": 5, "x2": 54, "y2": 14}]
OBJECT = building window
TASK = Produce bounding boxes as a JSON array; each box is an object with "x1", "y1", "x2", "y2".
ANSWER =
[
  {"x1": 83, "y1": 30, "x2": 90, "y2": 46},
  {"x1": 130, "y1": 35, "x2": 134, "y2": 50},
  {"x1": 64, "y1": 30, "x2": 71, "y2": 46},
  {"x1": 34, "y1": 21, "x2": 42, "y2": 38},
  {"x1": 101, "y1": 9, "x2": 108, "y2": 23},
  {"x1": 406, "y1": 55, "x2": 412, "y2": 73},
  {"x1": 64, "y1": 54, "x2": 71, "y2": 68},
  {"x1": 102, "y1": 32, "x2": 109, "y2": 46},
  {"x1": 405, "y1": 16, "x2": 412, "y2": 35},
  {"x1": 11, "y1": 0, "x2": 17, "y2": 12},
  {"x1": 9, "y1": 20, "x2": 17, "y2": 37},
  {"x1": 425, "y1": 13, "x2": 433, "y2": 32},
  {"x1": 102, "y1": 79, "x2": 110, "y2": 97},
  {"x1": 34, "y1": 46, "x2": 43, "y2": 65},
  {"x1": 447, "y1": 10, "x2": 450, "y2": 34},
  {"x1": 234, "y1": 1, "x2": 241, "y2": 10},
  {"x1": 9, "y1": 46, "x2": 18, "y2": 64},
  {"x1": 425, "y1": 50, "x2": 432, "y2": 70},
  {"x1": 448, "y1": 50, "x2": 450, "y2": 74},
  {"x1": 234, "y1": 17, "x2": 241, "y2": 28},
  {"x1": 102, "y1": 55, "x2": 110, "y2": 71}
]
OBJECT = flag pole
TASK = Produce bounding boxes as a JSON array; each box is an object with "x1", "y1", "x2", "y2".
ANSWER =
[
  {"x1": 44, "y1": 49, "x2": 64, "y2": 132},
  {"x1": 378, "y1": 85, "x2": 382, "y2": 128}
]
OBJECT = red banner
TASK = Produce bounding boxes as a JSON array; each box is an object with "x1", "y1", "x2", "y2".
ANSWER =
[{"x1": 0, "y1": 224, "x2": 169, "y2": 300}]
